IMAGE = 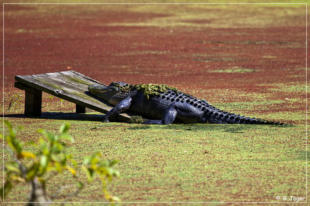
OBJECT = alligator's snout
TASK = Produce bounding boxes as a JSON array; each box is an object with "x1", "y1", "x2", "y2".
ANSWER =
[
  {"x1": 88, "y1": 83, "x2": 124, "y2": 106},
  {"x1": 88, "y1": 84, "x2": 108, "y2": 94}
]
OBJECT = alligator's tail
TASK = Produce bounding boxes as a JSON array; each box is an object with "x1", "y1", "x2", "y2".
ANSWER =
[{"x1": 204, "y1": 109, "x2": 284, "y2": 125}]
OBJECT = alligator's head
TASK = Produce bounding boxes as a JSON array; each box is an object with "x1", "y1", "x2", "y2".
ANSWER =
[{"x1": 88, "y1": 82, "x2": 130, "y2": 105}]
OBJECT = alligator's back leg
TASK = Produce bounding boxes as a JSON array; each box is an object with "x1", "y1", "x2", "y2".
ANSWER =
[
  {"x1": 144, "y1": 104, "x2": 177, "y2": 124},
  {"x1": 144, "y1": 102, "x2": 204, "y2": 125}
]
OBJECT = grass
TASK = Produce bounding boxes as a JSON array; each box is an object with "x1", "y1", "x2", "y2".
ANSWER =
[
  {"x1": 2, "y1": 79, "x2": 306, "y2": 204},
  {"x1": 1, "y1": 117, "x2": 307, "y2": 203}
]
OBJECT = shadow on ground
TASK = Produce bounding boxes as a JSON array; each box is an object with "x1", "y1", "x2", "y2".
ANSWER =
[
  {"x1": 127, "y1": 123, "x2": 291, "y2": 133},
  {"x1": 4, "y1": 112, "x2": 106, "y2": 122},
  {"x1": 4, "y1": 113, "x2": 293, "y2": 134}
]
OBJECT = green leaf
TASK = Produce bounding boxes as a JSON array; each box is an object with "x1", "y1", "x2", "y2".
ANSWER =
[
  {"x1": 109, "y1": 159, "x2": 119, "y2": 167},
  {"x1": 54, "y1": 162, "x2": 64, "y2": 172},
  {"x1": 109, "y1": 195, "x2": 121, "y2": 202},
  {"x1": 0, "y1": 181, "x2": 13, "y2": 200},
  {"x1": 83, "y1": 153, "x2": 100, "y2": 165},
  {"x1": 89, "y1": 152, "x2": 102, "y2": 165},
  {"x1": 82, "y1": 166, "x2": 95, "y2": 181},
  {"x1": 26, "y1": 163, "x2": 39, "y2": 180},
  {"x1": 4, "y1": 121, "x2": 22, "y2": 155},
  {"x1": 77, "y1": 181, "x2": 84, "y2": 190},
  {"x1": 40, "y1": 156, "x2": 48, "y2": 169},
  {"x1": 37, "y1": 128, "x2": 46, "y2": 136},
  {"x1": 4, "y1": 120, "x2": 13, "y2": 131},
  {"x1": 71, "y1": 159, "x2": 78, "y2": 167},
  {"x1": 113, "y1": 170, "x2": 120, "y2": 177},
  {"x1": 6, "y1": 134, "x2": 23, "y2": 156},
  {"x1": 24, "y1": 140, "x2": 36, "y2": 146},
  {"x1": 83, "y1": 156, "x2": 91, "y2": 165},
  {"x1": 51, "y1": 154, "x2": 60, "y2": 162},
  {"x1": 47, "y1": 132, "x2": 56, "y2": 142},
  {"x1": 105, "y1": 167, "x2": 115, "y2": 177},
  {"x1": 59, "y1": 133, "x2": 74, "y2": 143},
  {"x1": 41, "y1": 145, "x2": 49, "y2": 156},
  {"x1": 38, "y1": 129, "x2": 55, "y2": 142},
  {"x1": 59, "y1": 123, "x2": 70, "y2": 134},
  {"x1": 51, "y1": 142, "x2": 63, "y2": 154},
  {"x1": 5, "y1": 162, "x2": 20, "y2": 174},
  {"x1": 66, "y1": 166, "x2": 76, "y2": 176}
]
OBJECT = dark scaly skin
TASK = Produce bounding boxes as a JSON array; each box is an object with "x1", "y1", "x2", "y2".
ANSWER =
[{"x1": 88, "y1": 82, "x2": 283, "y2": 125}]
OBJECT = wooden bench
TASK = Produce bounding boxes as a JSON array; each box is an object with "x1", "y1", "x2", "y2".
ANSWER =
[{"x1": 14, "y1": 70, "x2": 131, "y2": 122}]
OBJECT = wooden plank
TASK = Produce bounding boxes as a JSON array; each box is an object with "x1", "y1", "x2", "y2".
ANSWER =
[
  {"x1": 25, "y1": 87, "x2": 42, "y2": 116},
  {"x1": 15, "y1": 81, "x2": 31, "y2": 90},
  {"x1": 15, "y1": 81, "x2": 42, "y2": 116},
  {"x1": 76, "y1": 104, "x2": 86, "y2": 113},
  {"x1": 15, "y1": 70, "x2": 132, "y2": 122}
]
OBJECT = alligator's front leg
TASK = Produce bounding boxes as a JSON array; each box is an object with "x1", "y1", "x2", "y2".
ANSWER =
[{"x1": 103, "y1": 96, "x2": 132, "y2": 122}]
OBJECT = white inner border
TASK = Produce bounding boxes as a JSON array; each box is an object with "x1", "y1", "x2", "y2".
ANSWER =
[{"x1": 2, "y1": 2, "x2": 308, "y2": 204}]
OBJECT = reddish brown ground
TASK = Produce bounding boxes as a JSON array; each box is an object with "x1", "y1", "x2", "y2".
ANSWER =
[{"x1": 1, "y1": 3, "x2": 308, "y2": 123}]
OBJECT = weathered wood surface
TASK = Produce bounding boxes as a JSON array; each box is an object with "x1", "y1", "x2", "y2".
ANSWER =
[
  {"x1": 24, "y1": 87, "x2": 42, "y2": 117},
  {"x1": 15, "y1": 70, "x2": 131, "y2": 122}
]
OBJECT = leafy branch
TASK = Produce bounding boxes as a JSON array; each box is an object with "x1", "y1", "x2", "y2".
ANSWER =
[{"x1": 1, "y1": 121, "x2": 120, "y2": 205}]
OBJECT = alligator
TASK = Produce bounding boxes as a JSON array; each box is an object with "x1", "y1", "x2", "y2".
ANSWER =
[{"x1": 88, "y1": 82, "x2": 283, "y2": 125}]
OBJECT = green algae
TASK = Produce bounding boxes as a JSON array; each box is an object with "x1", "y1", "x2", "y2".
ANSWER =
[
  {"x1": 134, "y1": 84, "x2": 179, "y2": 99},
  {"x1": 116, "y1": 83, "x2": 179, "y2": 99}
]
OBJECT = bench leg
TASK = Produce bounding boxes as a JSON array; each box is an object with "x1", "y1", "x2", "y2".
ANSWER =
[
  {"x1": 25, "y1": 88, "x2": 42, "y2": 117},
  {"x1": 76, "y1": 104, "x2": 86, "y2": 113}
]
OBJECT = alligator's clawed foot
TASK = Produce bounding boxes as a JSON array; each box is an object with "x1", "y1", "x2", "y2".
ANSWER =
[
  {"x1": 143, "y1": 120, "x2": 164, "y2": 124},
  {"x1": 102, "y1": 116, "x2": 110, "y2": 123}
]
